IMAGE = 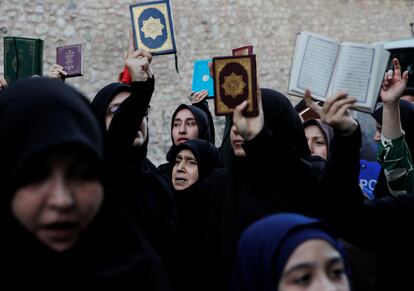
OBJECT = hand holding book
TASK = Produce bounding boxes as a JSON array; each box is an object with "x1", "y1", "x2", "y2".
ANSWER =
[
  {"x1": 232, "y1": 86, "x2": 264, "y2": 141},
  {"x1": 48, "y1": 64, "x2": 68, "y2": 80},
  {"x1": 304, "y1": 89, "x2": 358, "y2": 137}
]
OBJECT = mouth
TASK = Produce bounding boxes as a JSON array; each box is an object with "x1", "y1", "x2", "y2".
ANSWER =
[
  {"x1": 234, "y1": 140, "x2": 244, "y2": 146},
  {"x1": 40, "y1": 222, "x2": 79, "y2": 242},
  {"x1": 177, "y1": 138, "x2": 188, "y2": 144},
  {"x1": 174, "y1": 177, "x2": 187, "y2": 185}
]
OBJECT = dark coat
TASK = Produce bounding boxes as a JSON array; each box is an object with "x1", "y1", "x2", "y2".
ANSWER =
[
  {"x1": 319, "y1": 123, "x2": 414, "y2": 291},
  {"x1": 91, "y1": 79, "x2": 178, "y2": 280},
  {"x1": 0, "y1": 78, "x2": 170, "y2": 289}
]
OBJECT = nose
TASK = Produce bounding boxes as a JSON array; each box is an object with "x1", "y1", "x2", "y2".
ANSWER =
[
  {"x1": 179, "y1": 123, "x2": 187, "y2": 134},
  {"x1": 373, "y1": 130, "x2": 381, "y2": 142},
  {"x1": 47, "y1": 171, "x2": 75, "y2": 211},
  {"x1": 177, "y1": 160, "x2": 186, "y2": 172},
  {"x1": 307, "y1": 140, "x2": 315, "y2": 155}
]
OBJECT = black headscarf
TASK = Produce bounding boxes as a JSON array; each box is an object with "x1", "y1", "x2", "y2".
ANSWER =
[
  {"x1": 0, "y1": 78, "x2": 103, "y2": 201},
  {"x1": 91, "y1": 82, "x2": 131, "y2": 130},
  {"x1": 92, "y1": 81, "x2": 150, "y2": 162},
  {"x1": 220, "y1": 88, "x2": 311, "y2": 166},
  {"x1": 372, "y1": 100, "x2": 414, "y2": 197},
  {"x1": 170, "y1": 104, "x2": 213, "y2": 144},
  {"x1": 167, "y1": 139, "x2": 221, "y2": 181},
  {"x1": 0, "y1": 78, "x2": 170, "y2": 289},
  {"x1": 260, "y1": 88, "x2": 310, "y2": 158}
]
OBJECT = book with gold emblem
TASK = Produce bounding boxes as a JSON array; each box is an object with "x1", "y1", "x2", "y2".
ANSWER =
[
  {"x1": 129, "y1": 0, "x2": 176, "y2": 55},
  {"x1": 212, "y1": 55, "x2": 258, "y2": 116}
]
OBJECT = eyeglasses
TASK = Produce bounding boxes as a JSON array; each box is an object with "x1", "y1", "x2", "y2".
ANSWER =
[
  {"x1": 106, "y1": 104, "x2": 151, "y2": 118},
  {"x1": 106, "y1": 103, "x2": 122, "y2": 117}
]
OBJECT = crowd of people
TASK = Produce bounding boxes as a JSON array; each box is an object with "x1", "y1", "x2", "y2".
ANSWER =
[{"x1": 0, "y1": 30, "x2": 413, "y2": 291}]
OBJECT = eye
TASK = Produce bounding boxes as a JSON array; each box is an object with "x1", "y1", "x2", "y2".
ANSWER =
[
  {"x1": 292, "y1": 273, "x2": 312, "y2": 286},
  {"x1": 189, "y1": 160, "x2": 197, "y2": 165},
  {"x1": 329, "y1": 265, "x2": 346, "y2": 280},
  {"x1": 173, "y1": 121, "x2": 181, "y2": 127},
  {"x1": 187, "y1": 120, "x2": 197, "y2": 127},
  {"x1": 174, "y1": 157, "x2": 182, "y2": 165}
]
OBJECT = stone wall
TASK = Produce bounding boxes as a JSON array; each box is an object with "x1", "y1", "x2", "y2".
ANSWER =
[{"x1": 1, "y1": 0, "x2": 413, "y2": 165}]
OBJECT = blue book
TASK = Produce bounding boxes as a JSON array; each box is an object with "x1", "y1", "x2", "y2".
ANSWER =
[
  {"x1": 192, "y1": 59, "x2": 214, "y2": 98},
  {"x1": 130, "y1": 0, "x2": 176, "y2": 55}
]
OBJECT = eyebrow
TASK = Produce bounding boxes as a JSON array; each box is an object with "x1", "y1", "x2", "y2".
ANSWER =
[{"x1": 282, "y1": 255, "x2": 342, "y2": 278}]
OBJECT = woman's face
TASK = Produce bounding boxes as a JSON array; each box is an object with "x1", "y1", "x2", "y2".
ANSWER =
[
  {"x1": 172, "y1": 149, "x2": 199, "y2": 191},
  {"x1": 230, "y1": 125, "x2": 246, "y2": 157},
  {"x1": 12, "y1": 152, "x2": 103, "y2": 252},
  {"x1": 172, "y1": 109, "x2": 199, "y2": 145},
  {"x1": 373, "y1": 121, "x2": 382, "y2": 142},
  {"x1": 305, "y1": 125, "x2": 327, "y2": 160},
  {"x1": 278, "y1": 239, "x2": 350, "y2": 291},
  {"x1": 105, "y1": 91, "x2": 148, "y2": 147}
]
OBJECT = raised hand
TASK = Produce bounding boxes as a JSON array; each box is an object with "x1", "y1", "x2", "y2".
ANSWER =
[
  {"x1": 124, "y1": 29, "x2": 153, "y2": 82},
  {"x1": 304, "y1": 89, "x2": 358, "y2": 136},
  {"x1": 48, "y1": 64, "x2": 67, "y2": 80},
  {"x1": 381, "y1": 58, "x2": 409, "y2": 105},
  {"x1": 232, "y1": 88, "x2": 264, "y2": 141},
  {"x1": 188, "y1": 90, "x2": 209, "y2": 104},
  {"x1": 0, "y1": 76, "x2": 8, "y2": 91}
]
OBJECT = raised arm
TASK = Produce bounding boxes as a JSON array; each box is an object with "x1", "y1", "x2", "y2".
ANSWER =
[{"x1": 377, "y1": 58, "x2": 413, "y2": 195}]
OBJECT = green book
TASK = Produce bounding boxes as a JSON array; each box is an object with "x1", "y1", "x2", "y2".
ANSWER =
[{"x1": 4, "y1": 36, "x2": 44, "y2": 84}]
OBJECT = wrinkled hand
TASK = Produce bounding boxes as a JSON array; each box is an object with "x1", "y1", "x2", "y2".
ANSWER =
[
  {"x1": 381, "y1": 58, "x2": 409, "y2": 105},
  {"x1": 0, "y1": 76, "x2": 7, "y2": 91},
  {"x1": 188, "y1": 90, "x2": 208, "y2": 104},
  {"x1": 304, "y1": 89, "x2": 358, "y2": 136},
  {"x1": 232, "y1": 88, "x2": 264, "y2": 141},
  {"x1": 48, "y1": 64, "x2": 67, "y2": 80}
]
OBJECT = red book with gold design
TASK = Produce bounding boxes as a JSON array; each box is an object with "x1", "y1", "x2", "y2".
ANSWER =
[{"x1": 212, "y1": 55, "x2": 258, "y2": 116}]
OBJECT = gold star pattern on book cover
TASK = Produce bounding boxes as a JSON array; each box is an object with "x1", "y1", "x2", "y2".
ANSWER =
[
  {"x1": 141, "y1": 16, "x2": 165, "y2": 40},
  {"x1": 221, "y1": 72, "x2": 246, "y2": 98}
]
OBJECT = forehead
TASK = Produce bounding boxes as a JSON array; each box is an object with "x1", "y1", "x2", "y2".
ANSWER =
[
  {"x1": 109, "y1": 91, "x2": 130, "y2": 106},
  {"x1": 304, "y1": 124, "x2": 324, "y2": 137},
  {"x1": 177, "y1": 149, "x2": 196, "y2": 159},
  {"x1": 175, "y1": 108, "x2": 195, "y2": 120}
]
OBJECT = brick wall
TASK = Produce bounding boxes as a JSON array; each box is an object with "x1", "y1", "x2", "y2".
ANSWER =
[{"x1": 1, "y1": 0, "x2": 413, "y2": 164}]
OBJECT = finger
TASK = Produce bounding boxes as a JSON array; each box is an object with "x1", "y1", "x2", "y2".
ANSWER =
[
  {"x1": 208, "y1": 62, "x2": 213, "y2": 77},
  {"x1": 56, "y1": 68, "x2": 68, "y2": 75},
  {"x1": 304, "y1": 89, "x2": 322, "y2": 116},
  {"x1": 233, "y1": 100, "x2": 248, "y2": 123},
  {"x1": 327, "y1": 96, "x2": 356, "y2": 118},
  {"x1": 386, "y1": 69, "x2": 393, "y2": 81},
  {"x1": 334, "y1": 103, "x2": 356, "y2": 122},
  {"x1": 128, "y1": 28, "x2": 135, "y2": 56},
  {"x1": 392, "y1": 58, "x2": 401, "y2": 80},
  {"x1": 324, "y1": 91, "x2": 348, "y2": 114},
  {"x1": 402, "y1": 70, "x2": 409, "y2": 82}
]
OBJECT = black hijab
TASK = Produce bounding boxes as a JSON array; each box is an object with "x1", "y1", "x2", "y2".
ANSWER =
[
  {"x1": 0, "y1": 78, "x2": 170, "y2": 289},
  {"x1": 167, "y1": 139, "x2": 221, "y2": 181},
  {"x1": 91, "y1": 82, "x2": 131, "y2": 130},
  {"x1": 170, "y1": 104, "x2": 213, "y2": 144},
  {"x1": 92, "y1": 81, "x2": 150, "y2": 162}
]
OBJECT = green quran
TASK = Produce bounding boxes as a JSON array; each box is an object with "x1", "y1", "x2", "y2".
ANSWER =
[{"x1": 4, "y1": 36, "x2": 44, "y2": 84}]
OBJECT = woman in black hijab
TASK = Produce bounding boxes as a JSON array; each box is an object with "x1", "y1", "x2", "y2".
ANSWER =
[
  {"x1": 157, "y1": 103, "x2": 215, "y2": 178},
  {"x1": 200, "y1": 88, "x2": 318, "y2": 291},
  {"x1": 0, "y1": 78, "x2": 170, "y2": 289},
  {"x1": 166, "y1": 139, "x2": 221, "y2": 291},
  {"x1": 91, "y1": 54, "x2": 177, "y2": 282}
]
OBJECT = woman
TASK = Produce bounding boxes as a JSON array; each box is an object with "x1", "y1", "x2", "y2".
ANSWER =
[
  {"x1": 232, "y1": 213, "x2": 351, "y2": 291},
  {"x1": 91, "y1": 52, "x2": 177, "y2": 282},
  {"x1": 0, "y1": 78, "x2": 170, "y2": 289},
  {"x1": 158, "y1": 102, "x2": 215, "y2": 177},
  {"x1": 166, "y1": 139, "x2": 221, "y2": 291}
]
